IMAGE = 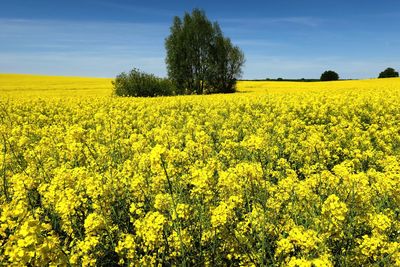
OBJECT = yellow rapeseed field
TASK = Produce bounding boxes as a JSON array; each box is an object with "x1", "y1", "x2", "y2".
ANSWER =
[
  {"x1": 0, "y1": 74, "x2": 113, "y2": 98},
  {"x1": 1, "y1": 74, "x2": 400, "y2": 266}
]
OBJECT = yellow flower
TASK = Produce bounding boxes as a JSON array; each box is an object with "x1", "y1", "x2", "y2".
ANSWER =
[
  {"x1": 276, "y1": 226, "x2": 321, "y2": 256},
  {"x1": 84, "y1": 213, "x2": 105, "y2": 235},
  {"x1": 321, "y1": 194, "x2": 348, "y2": 233},
  {"x1": 2, "y1": 74, "x2": 400, "y2": 266},
  {"x1": 134, "y1": 212, "x2": 166, "y2": 249}
]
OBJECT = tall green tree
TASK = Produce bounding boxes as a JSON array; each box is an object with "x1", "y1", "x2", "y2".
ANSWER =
[
  {"x1": 208, "y1": 34, "x2": 245, "y2": 93},
  {"x1": 165, "y1": 9, "x2": 244, "y2": 94}
]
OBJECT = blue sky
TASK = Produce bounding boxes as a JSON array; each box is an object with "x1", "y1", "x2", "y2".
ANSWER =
[{"x1": 1, "y1": 0, "x2": 399, "y2": 79}]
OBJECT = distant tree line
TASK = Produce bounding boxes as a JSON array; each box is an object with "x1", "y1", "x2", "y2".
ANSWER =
[
  {"x1": 263, "y1": 78, "x2": 321, "y2": 82},
  {"x1": 113, "y1": 9, "x2": 245, "y2": 97},
  {"x1": 265, "y1": 67, "x2": 398, "y2": 82},
  {"x1": 318, "y1": 68, "x2": 399, "y2": 81}
]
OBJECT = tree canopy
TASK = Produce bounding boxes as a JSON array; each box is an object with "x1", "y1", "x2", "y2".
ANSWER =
[
  {"x1": 320, "y1": 70, "x2": 339, "y2": 81},
  {"x1": 378, "y1": 67, "x2": 399, "y2": 78},
  {"x1": 165, "y1": 9, "x2": 245, "y2": 94}
]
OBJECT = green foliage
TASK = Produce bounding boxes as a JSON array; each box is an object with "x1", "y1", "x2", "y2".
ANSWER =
[
  {"x1": 113, "y1": 68, "x2": 174, "y2": 97},
  {"x1": 320, "y1": 70, "x2": 339, "y2": 81},
  {"x1": 165, "y1": 9, "x2": 245, "y2": 94},
  {"x1": 378, "y1": 67, "x2": 399, "y2": 78}
]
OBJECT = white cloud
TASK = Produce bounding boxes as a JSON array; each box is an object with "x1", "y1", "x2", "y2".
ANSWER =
[
  {"x1": 0, "y1": 52, "x2": 166, "y2": 78},
  {"x1": 0, "y1": 19, "x2": 169, "y2": 77},
  {"x1": 220, "y1": 16, "x2": 322, "y2": 28},
  {"x1": 95, "y1": 0, "x2": 175, "y2": 17}
]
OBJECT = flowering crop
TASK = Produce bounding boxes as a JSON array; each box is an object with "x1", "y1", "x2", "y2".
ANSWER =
[{"x1": 1, "y1": 75, "x2": 400, "y2": 266}]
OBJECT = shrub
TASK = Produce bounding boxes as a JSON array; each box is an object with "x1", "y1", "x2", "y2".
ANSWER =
[
  {"x1": 113, "y1": 68, "x2": 174, "y2": 97},
  {"x1": 320, "y1": 70, "x2": 339, "y2": 81},
  {"x1": 378, "y1": 67, "x2": 399, "y2": 78}
]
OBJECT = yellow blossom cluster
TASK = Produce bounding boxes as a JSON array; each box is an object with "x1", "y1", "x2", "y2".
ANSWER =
[{"x1": 1, "y1": 75, "x2": 400, "y2": 265}]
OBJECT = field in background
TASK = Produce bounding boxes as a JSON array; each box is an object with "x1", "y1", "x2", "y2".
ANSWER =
[
  {"x1": 0, "y1": 74, "x2": 113, "y2": 97},
  {"x1": 1, "y1": 73, "x2": 399, "y2": 97},
  {"x1": 1, "y1": 74, "x2": 400, "y2": 266}
]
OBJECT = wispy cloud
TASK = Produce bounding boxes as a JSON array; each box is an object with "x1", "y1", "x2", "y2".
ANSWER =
[
  {"x1": 234, "y1": 39, "x2": 287, "y2": 48},
  {"x1": 95, "y1": 0, "x2": 175, "y2": 18},
  {"x1": 220, "y1": 16, "x2": 323, "y2": 28},
  {"x1": 0, "y1": 18, "x2": 168, "y2": 38},
  {"x1": 0, "y1": 51, "x2": 166, "y2": 78},
  {"x1": 0, "y1": 18, "x2": 169, "y2": 77}
]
